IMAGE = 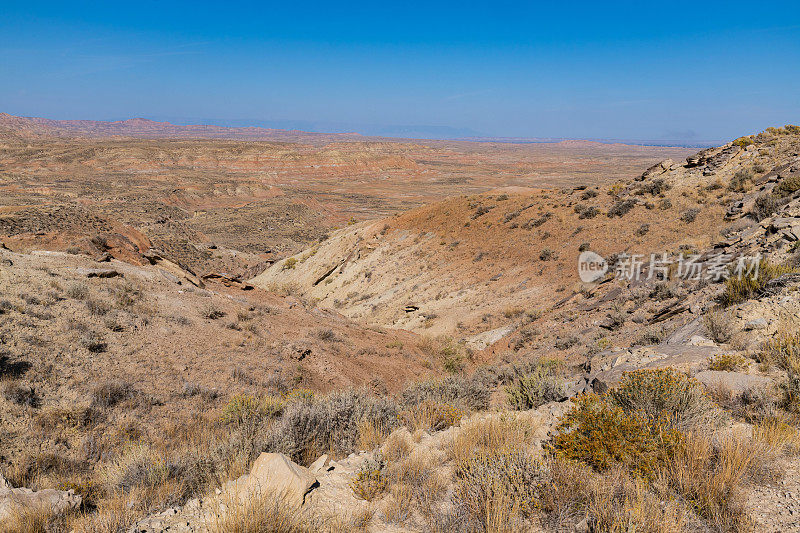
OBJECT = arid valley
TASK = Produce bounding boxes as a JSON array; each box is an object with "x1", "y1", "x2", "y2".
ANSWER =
[{"x1": 1, "y1": 112, "x2": 800, "y2": 532}]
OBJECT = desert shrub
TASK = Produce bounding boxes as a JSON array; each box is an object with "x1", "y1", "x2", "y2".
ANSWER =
[
  {"x1": 207, "y1": 492, "x2": 314, "y2": 533},
  {"x1": 733, "y1": 136, "x2": 753, "y2": 147},
  {"x1": 680, "y1": 207, "x2": 700, "y2": 223},
  {"x1": 549, "y1": 394, "x2": 682, "y2": 479},
  {"x1": 649, "y1": 281, "x2": 678, "y2": 301},
  {"x1": 282, "y1": 257, "x2": 298, "y2": 270},
  {"x1": 81, "y1": 331, "x2": 107, "y2": 353},
  {"x1": 101, "y1": 444, "x2": 171, "y2": 492},
  {"x1": 265, "y1": 389, "x2": 400, "y2": 464},
  {"x1": 663, "y1": 433, "x2": 756, "y2": 531},
  {"x1": 350, "y1": 453, "x2": 387, "y2": 501},
  {"x1": 658, "y1": 198, "x2": 672, "y2": 210},
  {"x1": 202, "y1": 304, "x2": 226, "y2": 320},
  {"x1": 222, "y1": 394, "x2": 284, "y2": 425},
  {"x1": 402, "y1": 399, "x2": 465, "y2": 431},
  {"x1": 581, "y1": 189, "x2": 598, "y2": 200},
  {"x1": 762, "y1": 333, "x2": 800, "y2": 374},
  {"x1": 400, "y1": 375, "x2": 490, "y2": 411},
  {"x1": 66, "y1": 281, "x2": 89, "y2": 300},
  {"x1": 578, "y1": 206, "x2": 598, "y2": 219},
  {"x1": 537, "y1": 459, "x2": 688, "y2": 533},
  {"x1": 752, "y1": 193, "x2": 781, "y2": 221},
  {"x1": 632, "y1": 328, "x2": 666, "y2": 346},
  {"x1": 720, "y1": 260, "x2": 796, "y2": 305},
  {"x1": 609, "y1": 369, "x2": 719, "y2": 429},
  {"x1": 708, "y1": 353, "x2": 747, "y2": 371},
  {"x1": 781, "y1": 375, "x2": 800, "y2": 413},
  {"x1": 90, "y1": 382, "x2": 137, "y2": 409},
  {"x1": 774, "y1": 175, "x2": 800, "y2": 198},
  {"x1": 453, "y1": 450, "x2": 548, "y2": 526},
  {"x1": 607, "y1": 199, "x2": 636, "y2": 218},
  {"x1": 729, "y1": 168, "x2": 754, "y2": 192},
  {"x1": 506, "y1": 364, "x2": 565, "y2": 410},
  {"x1": 634, "y1": 223, "x2": 650, "y2": 236},
  {"x1": 5, "y1": 504, "x2": 70, "y2": 533},
  {"x1": 313, "y1": 328, "x2": 339, "y2": 342},
  {"x1": 703, "y1": 309, "x2": 734, "y2": 343},
  {"x1": 539, "y1": 248, "x2": 554, "y2": 261}
]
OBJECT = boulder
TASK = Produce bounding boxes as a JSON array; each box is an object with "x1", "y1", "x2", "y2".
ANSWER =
[
  {"x1": 0, "y1": 483, "x2": 82, "y2": 522},
  {"x1": 226, "y1": 452, "x2": 317, "y2": 508}
]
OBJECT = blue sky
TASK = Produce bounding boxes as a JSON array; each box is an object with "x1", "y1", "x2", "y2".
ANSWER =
[{"x1": 1, "y1": 1, "x2": 799, "y2": 142}]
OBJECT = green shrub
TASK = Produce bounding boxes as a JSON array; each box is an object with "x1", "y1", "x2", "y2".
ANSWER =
[
  {"x1": 608, "y1": 368, "x2": 719, "y2": 429},
  {"x1": 708, "y1": 353, "x2": 747, "y2": 371},
  {"x1": 762, "y1": 333, "x2": 800, "y2": 374},
  {"x1": 774, "y1": 175, "x2": 800, "y2": 198},
  {"x1": 549, "y1": 394, "x2": 682, "y2": 479},
  {"x1": 350, "y1": 453, "x2": 387, "y2": 501},
  {"x1": 506, "y1": 364, "x2": 565, "y2": 410},
  {"x1": 721, "y1": 260, "x2": 796, "y2": 306}
]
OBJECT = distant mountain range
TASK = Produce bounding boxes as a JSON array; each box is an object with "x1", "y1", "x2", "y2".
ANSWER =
[{"x1": 0, "y1": 113, "x2": 719, "y2": 147}]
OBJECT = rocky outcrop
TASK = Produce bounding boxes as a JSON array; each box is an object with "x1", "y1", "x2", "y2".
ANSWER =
[{"x1": 0, "y1": 474, "x2": 81, "y2": 522}]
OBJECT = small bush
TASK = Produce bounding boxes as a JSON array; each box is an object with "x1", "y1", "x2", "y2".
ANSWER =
[
  {"x1": 539, "y1": 248, "x2": 554, "y2": 261},
  {"x1": 708, "y1": 353, "x2": 747, "y2": 371},
  {"x1": 729, "y1": 168, "x2": 754, "y2": 192},
  {"x1": 752, "y1": 193, "x2": 781, "y2": 221},
  {"x1": 506, "y1": 364, "x2": 565, "y2": 410},
  {"x1": 774, "y1": 175, "x2": 800, "y2": 198},
  {"x1": 282, "y1": 257, "x2": 298, "y2": 270},
  {"x1": 91, "y1": 382, "x2": 137, "y2": 409},
  {"x1": 703, "y1": 310, "x2": 734, "y2": 343},
  {"x1": 680, "y1": 207, "x2": 700, "y2": 223},
  {"x1": 607, "y1": 199, "x2": 636, "y2": 218},
  {"x1": 609, "y1": 368, "x2": 719, "y2": 429},
  {"x1": 763, "y1": 333, "x2": 800, "y2": 374},
  {"x1": 400, "y1": 375, "x2": 490, "y2": 411},
  {"x1": 202, "y1": 304, "x2": 226, "y2": 320},
  {"x1": 549, "y1": 394, "x2": 682, "y2": 479},
  {"x1": 634, "y1": 223, "x2": 650, "y2": 236},
  {"x1": 350, "y1": 453, "x2": 387, "y2": 501},
  {"x1": 454, "y1": 450, "x2": 548, "y2": 525},
  {"x1": 222, "y1": 394, "x2": 283, "y2": 425},
  {"x1": 402, "y1": 399, "x2": 465, "y2": 431},
  {"x1": 2, "y1": 381, "x2": 40, "y2": 407},
  {"x1": 66, "y1": 281, "x2": 89, "y2": 300},
  {"x1": 720, "y1": 260, "x2": 796, "y2": 305}
]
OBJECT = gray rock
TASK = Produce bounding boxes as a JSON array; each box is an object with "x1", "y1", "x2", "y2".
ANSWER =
[
  {"x1": 0, "y1": 483, "x2": 82, "y2": 522},
  {"x1": 744, "y1": 318, "x2": 768, "y2": 330}
]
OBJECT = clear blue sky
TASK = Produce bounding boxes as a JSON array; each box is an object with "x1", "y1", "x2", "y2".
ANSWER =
[{"x1": 2, "y1": 1, "x2": 799, "y2": 141}]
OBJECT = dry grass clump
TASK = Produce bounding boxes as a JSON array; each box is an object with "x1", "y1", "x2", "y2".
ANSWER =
[
  {"x1": 402, "y1": 399, "x2": 465, "y2": 432},
  {"x1": 609, "y1": 368, "x2": 720, "y2": 429},
  {"x1": 90, "y1": 381, "x2": 138, "y2": 409},
  {"x1": 207, "y1": 493, "x2": 313, "y2": 533},
  {"x1": 703, "y1": 309, "x2": 735, "y2": 343},
  {"x1": 720, "y1": 260, "x2": 796, "y2": 306},
  {"x1": 505, "y1": 361, "x2": 565, "y2": 410},
  {"x1": 762, "y1": 332, "x2": 800, "y2": 374},
  {"x1": 5, "y1": 504, "x2": 72, "y2": 533},
  {"x1": 453, "y1": 450, "x2": 547, "y2": 528},
  {"x1": 708, "y1": 353, "x2": 748, "y2": 371}
]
